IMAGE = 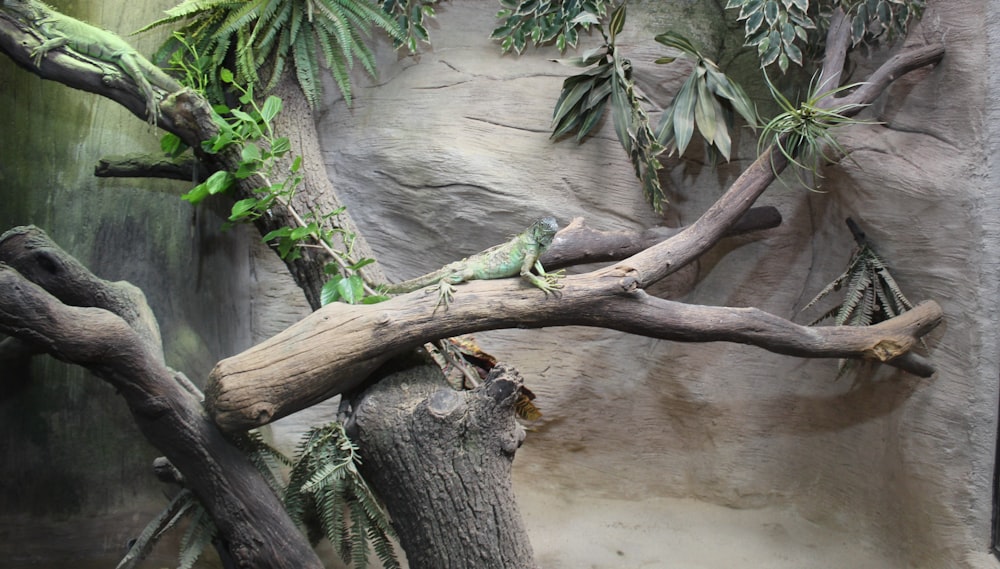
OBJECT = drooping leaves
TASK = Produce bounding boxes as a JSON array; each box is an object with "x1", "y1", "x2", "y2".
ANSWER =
[
  {"x1": 492, "y1": 0, "x2": 612, "y2": 54},
  {"x1": 549, "y1": 3, "x2": 667, "y2": 211},
  {"x1": 138, "y1": 0, "x2": 406, "y2": 108},
  {"x1": 724, "y1": 0, "x2": 924, "y2": 72},
  {"x1": 653, "y1": 31, "x2": 757, "y2": 161}
]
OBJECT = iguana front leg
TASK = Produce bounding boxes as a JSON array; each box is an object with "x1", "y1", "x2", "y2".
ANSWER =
[{"x1": 520, "y1": 255, "x2": 563, "y2": 295}]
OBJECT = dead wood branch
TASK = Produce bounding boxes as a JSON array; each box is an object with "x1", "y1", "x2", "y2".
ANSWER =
[
  {"x1": 205, "y1": 36, "x2": 945, "y2": 432},
  {"x1": 0, "y1": 227, "x2": 322, "y2": 569},
  {"x1": 95, "y1": 153, "x2": 202, "y2": 181},
  {"x1": 206, "y1": 272, "x2": 942, "y2": 431},
  {"x1": 541, "y1": 206, "x2": 781, "y2": 270}
]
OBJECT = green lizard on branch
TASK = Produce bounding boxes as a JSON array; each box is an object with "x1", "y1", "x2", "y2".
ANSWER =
[
  {"x1": 384, "y1": 217, "x2": 564, "y2": 309},
  {"x1": 1, "y1": 0, "x2": 179, "y2": 125}
]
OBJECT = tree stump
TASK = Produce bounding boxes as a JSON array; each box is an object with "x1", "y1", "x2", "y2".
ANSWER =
[{"x1": 352, "y1": 362, "x2": 537, "y2": 569}]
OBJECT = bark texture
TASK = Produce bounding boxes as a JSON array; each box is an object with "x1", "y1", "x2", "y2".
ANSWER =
[
  {"x1": 352, "y1": 362, "x2": 537, "y2": 569},
  {"x1": 0, "y1": 226, "x2": 321, "y2": 569}
]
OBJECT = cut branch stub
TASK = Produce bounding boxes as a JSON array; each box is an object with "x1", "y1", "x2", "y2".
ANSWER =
[{"x1": 352, "y1": 362, "x2": 537, "y2": 569}]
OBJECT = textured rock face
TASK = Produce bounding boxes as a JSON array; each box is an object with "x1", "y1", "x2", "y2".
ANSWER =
[{"x1": 316, "y1": 1, "x2": 998, "y2": 567}]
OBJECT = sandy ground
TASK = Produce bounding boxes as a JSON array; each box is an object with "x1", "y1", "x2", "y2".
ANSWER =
[{"x1": 518, "y1": 490, "x2": 903, "y2": 569}]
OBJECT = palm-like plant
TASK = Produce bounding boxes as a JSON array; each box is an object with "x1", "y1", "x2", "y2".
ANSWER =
[{"x1": 139, "y1": 0, "x2": 405, "y2": 107}]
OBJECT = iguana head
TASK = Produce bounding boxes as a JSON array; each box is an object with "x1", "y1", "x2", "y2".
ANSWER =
[
  {"x1": 531, "y1": 216, "x2": 559, "y2": 247},
  {"x1": 1, "y1": 0, "x2": 37, "y2": 18}
]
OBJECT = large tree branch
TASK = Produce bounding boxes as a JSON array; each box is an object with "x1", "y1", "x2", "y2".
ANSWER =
[
  {"x1": 0, "y1": 227, "x2": 322, "y2": 569},
  {"x1": 616, "y1": 40, "x2": 943, "y2": 289},
  {"x1": 205, "y1": 34, "x2": 946, "y2": 433},
  {"x1": 205, "y1": 272, "x2": 942, "y2": 432}
]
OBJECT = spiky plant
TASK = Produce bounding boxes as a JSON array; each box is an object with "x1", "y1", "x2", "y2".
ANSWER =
[
  {"x1": 653, "y1": 31, "x2": 757, "y2": 162},
  {"x1": 138, "y1": 0, "x2": 406, "y2": 107},
  {"x1": 758, "y1": 71, "x2": 872, "y2": 187},
  {"x1": 284, "y1": 422, "x2": 400, "y2": 569},
  {"x1": 802, "y1": 219, "x2": 919, "y2": 377},
  {"x1": 803, "y1": 219, "x2": 916, "y2": 327}
]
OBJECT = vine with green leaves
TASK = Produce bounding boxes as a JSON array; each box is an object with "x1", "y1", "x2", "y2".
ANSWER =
[{"x1": 156, "y1": 31, "x2": 386, "y2": 306}]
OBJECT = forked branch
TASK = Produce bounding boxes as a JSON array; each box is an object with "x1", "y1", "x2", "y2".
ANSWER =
[{"x1": 0, "y1": 227, "x2": 322, "y2": 569}]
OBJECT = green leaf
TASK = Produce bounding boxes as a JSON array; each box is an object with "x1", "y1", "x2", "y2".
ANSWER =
[
  {"x1": 220, "y1": 68, "x2": 234, "y2": 83},
  {"x1": 271, "y1": 137, "x2": 291, "y2": 156},
  {"x1": 262, "y1": 226, "x2": 293, "y2": 242},
  {"x1": 761, "y1": 30, "x2": 782, "y2": 67},
  {"x1": 349, "y1": 258, "x2": 376, "y2": 271},
  {"x1": 338, "y1": 274, "x2": 364, "y2": 304},
  {"x1": 261, "y1": 95, "x2": 283, "y2": 123},
  {"x1": 181, "y1": 183, "x2": 211, "y2": 204},
  {"x1": 290, "y1": 224, "x2": 318, "y2": 241},
  {"x1": 764, "y1": 0, "x2": 779, "y2": 25},
  {"x1": 241, "y1": 142, "x2": 261, "y2": 162},
  {"x1": 694, "y1": 75, "x2": 717, "y2": 144},
  {"x1": 609, "y1": 67, "x2": 632, "y2": 150},
  {"x1": 160, "y1": 133, "x2": 183, "y2": 156},
  {"x1": 671, "y1": 75, "x2": 698, "y2": 155},
  {"x1": 229, "y1": 198, "x2": 260, "y2": 221},
  {"x1": 745, "y1": 8, "x2": 765, "y2": 35},
  {"x1": 608, "y1": 2, "x2": 626, "y2": 40},
  {"x1": 361, "y1": 295, "x2": 391, "y2": 304},
  {"x1": 321, "y1": 276, "x2": 343, "y2": 306}
]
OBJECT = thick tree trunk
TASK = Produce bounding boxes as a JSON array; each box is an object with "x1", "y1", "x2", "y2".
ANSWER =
[{"x1": 351, "y1": 362, "x2": 537, "y2": 569}]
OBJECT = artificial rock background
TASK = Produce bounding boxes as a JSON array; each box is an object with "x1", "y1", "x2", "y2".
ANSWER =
[{"x1": 0, "y1": 0, "x2": 998, "y2": 568}]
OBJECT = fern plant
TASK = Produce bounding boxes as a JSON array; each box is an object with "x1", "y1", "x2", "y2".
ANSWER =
[
  {"x1": 139, "y1": 0, "x2": 406, "y2": 108},
  {"x1": 802, "y1": 218, "x2": 919, "y2": 377},
  {"x1": 285, "y1": 422, "x2": 400, "y2": 569},
  {"x1": 117, "y1": 431, "x2": 280, "y2": 569},
  {"x1": 803, "y1": 218, "x2": 916, "y2": 327},
  {"x1": 118, "y1": 427, "x2": 397, "y2": 569}
]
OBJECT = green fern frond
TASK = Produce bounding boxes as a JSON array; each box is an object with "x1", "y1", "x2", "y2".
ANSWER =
[
  {"x1": 217, "y1": 0, "x2": 268, "y2": 36},
  {"x1": 293, "y1": 30, "x2": 323, "y2": 108},
  {"x1": 116, "y1": 490, "x2": 198, "y2": 569},
  {"x1": 804, "y1": 219, "x2": 922, "y2": 355},
  {"x1": 143, "y1": 0, "x2": 405, "y2": 108},
  {"x1": 283, "y1": 422, "x2": 399, "y2": 569},
  {"x1": 178, "y1": 507, "x2": 216, "y2": 569}
]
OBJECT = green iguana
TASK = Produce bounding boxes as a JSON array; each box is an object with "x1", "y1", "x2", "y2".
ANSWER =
[
  {"x1": 1, "y1": 0, "x2": 180, "y2": 125},
  {"x1": 384, "y1": 217, "x2": 564, "y2": 308}
]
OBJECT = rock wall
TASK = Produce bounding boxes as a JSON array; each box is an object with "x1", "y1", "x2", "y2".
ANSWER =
[
  {"x1": 0, "y1": 0, "x2": 997, "y2": 568},
  {"x1": 316, "y1": 1, "x2": 999, "y2": 567}
]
